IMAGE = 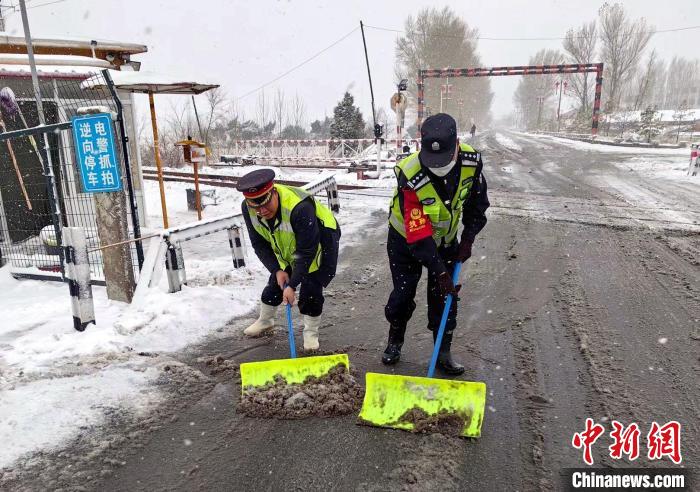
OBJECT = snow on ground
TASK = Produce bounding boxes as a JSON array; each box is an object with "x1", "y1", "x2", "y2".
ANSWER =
[
  {"x1": 0, "y1": 364, "x2": 159, "y2": 469},
  {"x1": 1, "y1": 168, "x2": 388, "y2": 469},
  {"x1": 493, "y1": 132, "x2": 523, "y2": 152},
  {"x1": 610, "y1": 155, "x2": 694, "y2": 180},
  {"x1": 518, "y1": 131, "x2": 691, "y2": 156}
]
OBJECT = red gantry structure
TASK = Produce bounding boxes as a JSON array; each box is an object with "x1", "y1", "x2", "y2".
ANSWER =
[{"x1": 417, "y1": 63, "x2": 604, "y2": 135}]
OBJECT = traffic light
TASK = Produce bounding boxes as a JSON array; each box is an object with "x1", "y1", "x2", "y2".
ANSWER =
[{"x1": 374, "y1": 123, "x2": 384, "y2": 138}]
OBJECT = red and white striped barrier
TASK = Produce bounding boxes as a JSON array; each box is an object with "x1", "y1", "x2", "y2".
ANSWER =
[{"x1": 239, "y1": 155, "x2": 354, "y2": 163}]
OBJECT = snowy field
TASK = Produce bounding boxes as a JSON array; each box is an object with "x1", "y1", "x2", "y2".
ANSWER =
[
  {"x1": 518, "y1": 131, "x2": 691, "y2": 156},
  {"x1": 0, "y1": 170, "x2": 389, "y2": 470}
]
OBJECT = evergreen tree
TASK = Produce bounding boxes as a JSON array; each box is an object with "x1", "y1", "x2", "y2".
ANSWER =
[
  {"x1": 640, "y1": 105, "x2": 662, "y2": 143},
  {"x1": 310, "y1": 116, "x2": 332, "y2": 138},
  {"x1": 330, "y1": 92, "x2": 366, "y2": 139},
  {"x1": 280, "y1": 124, "x2": 308, "y2": 139}
]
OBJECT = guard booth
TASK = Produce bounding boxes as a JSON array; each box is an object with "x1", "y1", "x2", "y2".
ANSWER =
[{"x1": 175, "y1": 139, "x2": 208, "y2": 220}]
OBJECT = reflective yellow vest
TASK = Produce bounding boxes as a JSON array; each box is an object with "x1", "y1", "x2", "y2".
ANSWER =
[
  {"x1": 389, "y1": 143, "x2": 481, "y2": 245},
  {"x1": 247, "y1": 184, "x2": 337, "y2": 272}
]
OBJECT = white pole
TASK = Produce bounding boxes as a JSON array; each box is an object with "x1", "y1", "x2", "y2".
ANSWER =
[{"x1": 63, "y1": 227, "x2": 95, "y2": 331}]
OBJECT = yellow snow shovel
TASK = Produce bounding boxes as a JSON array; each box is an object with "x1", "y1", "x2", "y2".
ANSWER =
[
  {"x1": 240, "y1": 299, "x2": 349, "y2": 392},
  {"x1": 358, "y1": 263, "x2": 486, "y2": 437}
]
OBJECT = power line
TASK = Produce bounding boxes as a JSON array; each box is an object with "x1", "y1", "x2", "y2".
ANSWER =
[
  {"x1": 235, "y1": 26, "x2": 359, "y2": 101},
  {"x1": 0, "y1": 0, "x2": 66, "y2": 13},
  {"x1": 27, "y1": 0, "x2": 67, "y2": 9},
  {"x1": 364, "y1": 23, "x2": 700, "y2": 41}
]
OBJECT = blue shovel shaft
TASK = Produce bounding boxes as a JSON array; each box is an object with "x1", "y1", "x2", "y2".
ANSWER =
[
  {"x1": 427, "y1": 262, "x2": 462, "y2": 378},
  {"x1": 283, "y1": 283, "x2": 297, "y2": 358},
  {"x1": 286, "y1": 303, "x2": 296, "y2": 358}
]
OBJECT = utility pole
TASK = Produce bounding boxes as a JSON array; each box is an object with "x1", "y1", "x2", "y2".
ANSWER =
[
  {"x1": 536, "y1": 96, "x2": 544, "y2": 130},
  {"x1": 0, "y1": 1, "x2": 6, "y2": 32},
  {"x1": 556, "y1": 79, "x2": 568, "y2": 133},
  {"x1": 360, "y1": 20, "x2": 382, "y2": 173}
]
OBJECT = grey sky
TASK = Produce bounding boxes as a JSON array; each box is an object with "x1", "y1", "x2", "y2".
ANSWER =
[{"x1": 3, "y1": 0, "x2": 699, "y2": 129}]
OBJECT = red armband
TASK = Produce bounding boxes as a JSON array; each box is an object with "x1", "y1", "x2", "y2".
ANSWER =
[{"x1": 403, "y1": 189, "x2": 433, "y2": 243}]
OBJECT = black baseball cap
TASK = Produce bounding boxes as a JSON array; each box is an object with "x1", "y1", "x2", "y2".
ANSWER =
[{"x1": 419, "y1": 113, "x2": 458, "y2": 168}]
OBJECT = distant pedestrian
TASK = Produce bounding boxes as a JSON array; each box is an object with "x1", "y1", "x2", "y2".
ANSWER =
[{"x1": 470, "y1": 123, "x2": 476, "y2": 138}]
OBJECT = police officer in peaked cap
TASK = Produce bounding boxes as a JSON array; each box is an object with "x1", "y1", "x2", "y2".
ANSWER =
[{"x1": 236, "y1": 169, "x2": 341, "y2": 351}]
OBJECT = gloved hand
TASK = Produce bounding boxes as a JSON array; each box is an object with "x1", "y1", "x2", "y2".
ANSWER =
[
  {"x1": 436, "y1": 271, "x2": 461, "y2": 297},
  {"x1": 453, "y1": 237, "x2": 473, "y2": 263}
]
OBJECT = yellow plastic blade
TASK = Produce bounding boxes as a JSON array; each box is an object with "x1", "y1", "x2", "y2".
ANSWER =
[
  {"x1": 240, "y1": 354, "x2": 350, "y2": 390},
  {"x1": 358, "y1": 372, "x2": 486, "y2": 438}
]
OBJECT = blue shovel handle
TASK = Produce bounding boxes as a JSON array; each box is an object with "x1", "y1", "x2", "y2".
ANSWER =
[
  {"x1": 284, "y1": 283, "x2": 296, "y2": 358},
  {"x1": 427, "y1": 262, "x2": 462, "y2": 378}
]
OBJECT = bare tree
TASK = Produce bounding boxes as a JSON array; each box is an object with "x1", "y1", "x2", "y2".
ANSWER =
[
  {"x1": 224, "y1": 96, "x2": 246, "y2": 141},
  {"x1": 273, "y1": 88, "x2": 286, "y2": 138},
  {"x1": 629, "y1": 49, "x2": 658, "y2": 110},
  {"x1": 598, "y1": 2, "x2": 653, "y2": 111},
  {"x1": 255, "y1": 89, "x2": 271, "y2": 136},
  {"x1": 513, "y1": 49, "x2": 566, "y2": 130},
  {"x1": 290, "y1": 92, "x2": 307, "y2": 131},
  {"x1": 200, "y1": 87, "x2": 227, "y2": 157},
  {"x1": 394, "y1": 6, "x2": 492, "y2": 127},
  {"x1": 664, "y1": 57, "x2": 700, "y2": 109},
  {"x1": 146, "y1": 101, "x2": 196, "y2": 168},
  {"x1": 563, "y1": 20, "x2": 597, "y2": 113}
]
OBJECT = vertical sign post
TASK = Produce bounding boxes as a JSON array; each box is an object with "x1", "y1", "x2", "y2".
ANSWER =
[{"x1": 72, "y1": 112, "x2": 135, "y2": 302}]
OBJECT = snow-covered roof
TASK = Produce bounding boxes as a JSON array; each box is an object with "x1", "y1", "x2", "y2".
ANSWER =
[
  {"x1": 0, "y1": 54, "x2": 113, "y2": 79},
  {"x1": 0, "y1": 54, "x2": 111, "y2": 68},
  {"x1": 0, "y1": 33, "x2": 147, "y2": 54},
  {"x1": 81, "y1": 70, "x2": 219, "y2": 95},
  {"x1": 0, "y1": 64, "x2": 96, "y2": 79}
]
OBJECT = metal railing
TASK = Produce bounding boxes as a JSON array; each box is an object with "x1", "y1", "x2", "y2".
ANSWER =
[
  {"x1": 132, "y1": 173, "x2": 340, "y2": 300},
  {"x1": 220, "y1": 138, "x2": 417, "y2": 167}
]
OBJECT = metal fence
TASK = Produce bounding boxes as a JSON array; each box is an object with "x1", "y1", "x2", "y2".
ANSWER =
[
  {"x1": 0, "y1": 71, "x2": 141, "y2": 283},
  {"x1": 220, "y1": 138, "x2": 418, "y2": 167}
]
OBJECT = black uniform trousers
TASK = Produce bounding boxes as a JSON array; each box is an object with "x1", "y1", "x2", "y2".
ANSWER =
[
  {"x1": 384, "y1": 227, "x2": 459, "y2": 336},
  {"x1": 261, "y1": 268, "x2": 324, "y2": 317},
  {"x1": 260, "y1": 226, "x2": 340, "y2": 318}
]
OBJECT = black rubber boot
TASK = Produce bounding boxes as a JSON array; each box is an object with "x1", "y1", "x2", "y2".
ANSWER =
[
  {"x1": 433, "y1": 331, "x2": 465, "y2": 376},
  {"x1": 382, "y1": 324, "x2": 406, "y2": 365}
]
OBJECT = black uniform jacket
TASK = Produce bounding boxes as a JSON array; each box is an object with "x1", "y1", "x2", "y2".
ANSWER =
[
  {"x1": 242, "y1": 197, "x2": 340, "y2": 289},
  {"x1": 393, "y1": 152, "x2": 490, "y2": 276}
]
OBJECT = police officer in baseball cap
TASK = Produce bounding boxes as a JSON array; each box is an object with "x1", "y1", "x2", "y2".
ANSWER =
[{"x1": 382, "y1": 113, "x2": 490, "y2": 375}]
